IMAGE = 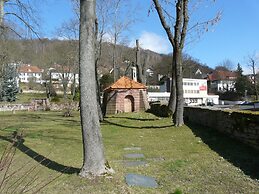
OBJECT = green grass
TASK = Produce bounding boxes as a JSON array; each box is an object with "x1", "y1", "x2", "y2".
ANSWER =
[
  {"x1": 0, "y1": 111, "x2": 258, "y2": 193},
  {"x1": 0, "y1": 93, "x2": 77, "y2": 104},
  {"x1": 0, "y1": 93, "x2": 47, "y2": 104}
]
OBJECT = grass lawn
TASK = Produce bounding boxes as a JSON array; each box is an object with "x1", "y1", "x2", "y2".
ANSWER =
[
  {"x1": 0, "y1": 93, "x2": 77, "y2": 104},
  {"x1": 0, "y1": 93, "x2": 47, "y2": 104},
  {"x1": 0, "y1": 111, "x2": 258, "y2": 193}
]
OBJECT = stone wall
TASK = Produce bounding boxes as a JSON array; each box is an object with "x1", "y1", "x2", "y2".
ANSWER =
[
  {"x1": 105, "y1": 91, "x2": 117, "y2": 115},
  {"x1": 0, "y1": 101, "x2": 79, "y2": 112},
  {"x1": 0, "y1": 104, "x2": 32, "y2": 111},
  {"x1": 184, "y1": 107, "x2": 259, "y2": 150}
]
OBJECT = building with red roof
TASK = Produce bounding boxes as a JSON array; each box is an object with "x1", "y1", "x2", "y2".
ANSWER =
[
  {"x1": 207, "y1": 70, "x2": 237, "y2": 93},
  {"x1": 18, "y1": 64, "x2": 44, "y2": 83},
  {"x1": 103, "y1": 76, "x2": 149, "y2": 114}
]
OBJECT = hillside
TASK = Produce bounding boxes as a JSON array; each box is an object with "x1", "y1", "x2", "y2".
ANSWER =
[{"x1": 2, "y1": 39, "x2": 213, "y2": 83}]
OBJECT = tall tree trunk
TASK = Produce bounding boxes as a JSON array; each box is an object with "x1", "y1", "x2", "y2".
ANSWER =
[
  {"x1": 255, "y1": 83, "x2": 258, "y2": 101},
  {"x1": 95, "y1": 62, "x2": 103, "y2": 121},
  {"x1": 71, "y1": 73, "x2": 76, "y2": 100},
  {"x1": 153, "y1": 0, "x2": 188, "y2": 127},
  {"x1": 79, "y1": 0, "x2": 107, "y2": 177},
  {"x1": 0, "y1": 0, "x2": 4, "y2": 25},
  {"x1": 168, "y1": 58, "x2": 176, "y2": 114},
  {"x1": 0, "y1": 0, "x2": 4, "y2": 26},
  {"x1": 62, "y1": 76, "x2": 68, "y2": 99},
  {"x1": 94, "y1": 19, "x2": 104, "y2": 121},
  {"x1": 135, "y1": 39, "x2": 141, "y2": 83},
  {"x1": 173, "y1": 48, "x2": 184, "y2": 126},
  {"x1": 0, "y1": 0, "x2": 5, "y2": 37},
  {"x1": 136, "y1": 39, "x2": 147, "y2": 85},
  {"x1": 252, "y1": 63, "x2": 259, "y2": 100},
  {"x1": 112, "y1": 36, "x2": 117, "y2": 82}
]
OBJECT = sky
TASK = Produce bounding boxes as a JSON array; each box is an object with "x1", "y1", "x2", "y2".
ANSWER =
[{"x1": 39, "y1": 0, "x2": 259, "y2": 73}]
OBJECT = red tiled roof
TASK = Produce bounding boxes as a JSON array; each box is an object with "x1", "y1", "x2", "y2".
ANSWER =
[
  {"x1": 104, "y1": 76, "x2": 146, "y2": 91},
  {"x1": 207, "y1": 70, "x2": 237, "y2": 81},
  {"x1": 19, "y1": 64, "x2": 43, "y2": 73}
]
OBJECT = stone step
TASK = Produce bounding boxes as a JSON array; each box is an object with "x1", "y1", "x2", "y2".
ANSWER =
[{"x1": 125, "y1": 173, "x2": 158, "y2": 188}]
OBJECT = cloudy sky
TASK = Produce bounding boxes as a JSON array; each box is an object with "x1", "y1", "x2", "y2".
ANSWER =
[{"x1": 40, "y1": 0, "x2": 259, "y2": 73}]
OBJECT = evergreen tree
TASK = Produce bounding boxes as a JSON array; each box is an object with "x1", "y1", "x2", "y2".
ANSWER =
[
  {"x1": 235, "y1": 63, "x2": 252, "y2": 98},
  {"x1": 1, "y1": 64, "x2": 18, "y2": 102}
]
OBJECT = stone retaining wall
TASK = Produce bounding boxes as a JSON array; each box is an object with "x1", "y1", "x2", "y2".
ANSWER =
[
  {"x1": 184, "y1": 107, "x2": 259, "y2": 150},
  {"x1": 0, "y1": 101, "x2": 79, "y2": 112},
  {"x1": 0, "y1": 104, "x2": 32, "y2": 111}
]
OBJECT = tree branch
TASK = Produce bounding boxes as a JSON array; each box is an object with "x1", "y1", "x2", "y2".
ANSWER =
[
  {"x1": 180, "y1": 0, "x2": 189, "y2": 49},
  {"x1": 5, "y1": 12, "x2": 40, "y2": 39},
  {"x1": 152, "y1": 0, "x2": 175, "y2": 47},
  {"x1": 173, "y1": 0, "x2": 183, "y2": 47}
]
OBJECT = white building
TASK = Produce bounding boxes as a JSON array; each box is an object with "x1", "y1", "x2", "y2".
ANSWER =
[
  {"x1": 182, "y1": 78, "x2": 218, "y2": 105},
  {"x1": 207, "y1": 70, "x2": 237, "y2": 93},
  {"x1": 48, "y1": 66, "x2": 79, "y2": 88},
  {"x1": 148, "y1": 78, "x2": 219, "y2": 105},
  {"x1": 18, "y1": 64, "x2": 44, "y2": 84}
]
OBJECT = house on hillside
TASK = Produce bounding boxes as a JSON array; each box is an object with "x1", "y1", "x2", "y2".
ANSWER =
[
  {"x1": 18, "y1": 64, "x2": 44, "y2": 84},
  {"x1": 47, "y1": 64, "x2": 79, "y2": 89},
  {"x1": 207, "y1": 70, "x2": 237, "y2": 93},
  {"x1": 103, "y1": 76, "x2": 149, "y2": 115}
]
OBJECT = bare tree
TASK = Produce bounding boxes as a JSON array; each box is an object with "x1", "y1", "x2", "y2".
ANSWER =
[
  {"x1": 0, "y1": 0, "x2": 40, "y2": 101},
  {"x1": 0, "y1": 0, "x2": 6, "y2": 27},
  {"x1": 152, "y1": 0, "x2": 220, "y2": 126},
  {"x1": 58, "y1": 21, "x2": 79, "y2": 100},
  {"x1": 0, "y1": 0, "x2": 40, "y2": 38},
  {"x1": 106, "y1": 0, "x2": 136, "y2": 81},
  {"x1": 56, "y1": 20, "x2": 79, "y2": 100},
  {"x1": 248, "y1": 55, "x2": 258, "y2": 100},
  {"x1": 215, "y1": 59, "x2": 234, "y2": 71},
  {"x1": 69, "y1": 0, "x2": 112, "y2": 119},
  {"x1": 79, "y1": 0, "x2": 112, "y2": 177},
  {"x1": 152, "y1": 0, "x2": 189, "y2": 126},
  {"x1": 135, "y1": 39, "x2": 147, "y2": 85}
]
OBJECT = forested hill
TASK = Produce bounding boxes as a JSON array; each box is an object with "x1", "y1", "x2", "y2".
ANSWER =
[{"x1": 2, "y1": 39, "x2": 213, "y2": 82}]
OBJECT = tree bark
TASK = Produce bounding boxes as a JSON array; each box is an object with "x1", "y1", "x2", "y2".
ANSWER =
[
  {"x1": 94, "y1": 19, "x2": 104, "y2": 121},
  {"x1": 0, "y1": 0, "x2": 4, "y2": 26},
  {"x1": 0, "y1": 0, "x2": 5, "y2": 37},
  {"x1": 95, "y1": 62, "x2": 103, "y2": 121},
  {"x1": 168, "y1": 58, "x2": 176, "y2": 114},
  {"x1": 173, "y1": 48, "x2": 184, "y2": 126},
  {"x1": 252, "y1": 60, "x2": 258, "y2": 100},
  {"x1": 153, "y1": 0, "x2": 189, "y2": 126},
  {"x1": 112, "y1": 36, "x2": 117, "y2": 82},
  {"x1": 79, "y1": 0, "x2": 107, "y2": 177},
  {"x1": 62, "y1": 75, "x2": 68, "y2": 99},
  {"x1": 71, "y1": 73, "x2": 76, "y2": 100},
  {"x1": 135, "y1": 39, "x2": 142, "y2": 83}
]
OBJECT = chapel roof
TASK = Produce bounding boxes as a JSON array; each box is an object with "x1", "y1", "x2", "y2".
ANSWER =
[{"x1": 104, "y1": 76, "x2": 146, "y2": 91}]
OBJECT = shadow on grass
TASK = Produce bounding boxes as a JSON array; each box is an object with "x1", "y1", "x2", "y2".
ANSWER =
[
  {"x1": 0, "y1": 135, "x2": 80, "y2": 175},
  {"x1": 187, "y1": 123, "x2": 259, "y2": 180},
  {"x1": 103, "y1": 119, "x2": 173, "y2": 129},
  {"x1": 106, "y1": 116, "x2": 160, "y2": 121}
]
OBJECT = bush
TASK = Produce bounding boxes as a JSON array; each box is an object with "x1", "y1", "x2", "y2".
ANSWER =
[
  {"x1": 147, "y1": 102, "x2": 170, "y2": 117},
  {"x1": 51, "y1": 96, "x2": 60, "y2": 102},
  {"x1": 219, "y1": 91, "x2": 241, "y2": 101},
  {"x1": 73, "y1": 86, "x2": 80, "y2": 101}
]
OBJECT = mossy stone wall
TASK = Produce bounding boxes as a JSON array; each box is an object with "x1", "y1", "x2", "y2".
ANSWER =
[{"x1": 184, "y1": 107, "x2": 259, "y2": 150}]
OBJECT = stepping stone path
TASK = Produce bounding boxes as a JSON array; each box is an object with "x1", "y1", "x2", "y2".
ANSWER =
[
  {"x1": 125, "y1": 173, "x2": 158, "y2": 188},
  {"x1": 123, "y1": 147, "x2": 141, "y2": 151},
  {"x1": 123, "y1": 147, "x2": 158, "y2": 188},
  {"x1": 124, "y1": 153, "x2": 145, "y2": 159},
  {"x1": 124, "y1": 161, "x2": 147, "y2": 167}
]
